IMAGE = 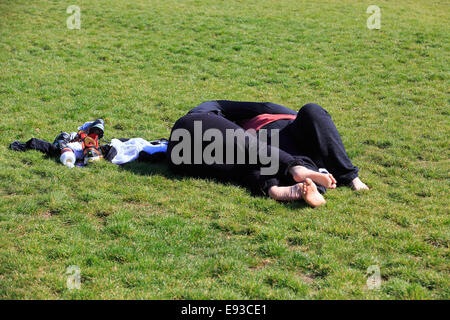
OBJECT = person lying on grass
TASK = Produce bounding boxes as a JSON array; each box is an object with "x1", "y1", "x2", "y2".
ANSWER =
[{"x1": 167, "y1": 100, "x2": 369, "y2": 208}]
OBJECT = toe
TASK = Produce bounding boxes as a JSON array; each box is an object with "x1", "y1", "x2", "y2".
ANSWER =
[{"x1": 329, "y1": 174, "x2": 337, "y2": 184}]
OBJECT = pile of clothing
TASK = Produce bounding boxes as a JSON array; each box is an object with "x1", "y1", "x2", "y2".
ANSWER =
[{"x1": 9, "y1": 119, "x2": 168, "y2": 168}]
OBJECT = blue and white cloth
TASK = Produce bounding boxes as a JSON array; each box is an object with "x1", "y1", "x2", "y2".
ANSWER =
[{"x1": 109, "y1": 138, "x2": 168, "y2": 165}]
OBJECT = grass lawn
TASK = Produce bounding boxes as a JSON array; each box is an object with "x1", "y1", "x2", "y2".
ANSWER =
[{"x1": 0, "y1": 0, "x2": 448, "y2": 299}]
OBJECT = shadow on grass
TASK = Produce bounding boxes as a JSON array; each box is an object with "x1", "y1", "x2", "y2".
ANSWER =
[
  {"x1": 119, "y1": 159, "x2": 244, "y2": 187},
  {"x1": 280, "y1": 200, "x2": 310, "y2": 210},
  {"x1": 10, "y1": 146, "x2": 311, "y2": 210},
  {"x1": 119, "y1": 159, "x2": 311, "y2": 210},
  {"x1": 118, "y1": 160, "x2": 180, "y2": 179}
]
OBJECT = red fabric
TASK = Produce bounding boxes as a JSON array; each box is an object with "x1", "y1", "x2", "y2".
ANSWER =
[{"x1": 240, "y1": 113, "x2": 297, "y2": 131}]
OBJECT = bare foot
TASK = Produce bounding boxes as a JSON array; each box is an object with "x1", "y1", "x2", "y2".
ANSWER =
[
  {"x1": 289, "y1": 165, "x2": 337, "y2": 189},
  {"x1": 268, "y1": 183, "x2": 303, "y2": 201},
  {"x1": 301, "y1": 178, "x2": 326, "y2": 207},
  {"x1": 351, "y1": 177, "x2": 369, "y2": 191},
  {"x1": 268, "y1": 178, "x2": 326, "y2": 208}
]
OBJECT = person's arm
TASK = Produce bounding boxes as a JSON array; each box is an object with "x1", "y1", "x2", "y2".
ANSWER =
[{"x1": 188, "y1": 100, "x2": 297, "y2": 121}]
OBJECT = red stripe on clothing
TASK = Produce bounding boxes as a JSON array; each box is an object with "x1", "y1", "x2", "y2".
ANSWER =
[{"x1": 240, "y1": 113, "x2": 297, "y2": 131}]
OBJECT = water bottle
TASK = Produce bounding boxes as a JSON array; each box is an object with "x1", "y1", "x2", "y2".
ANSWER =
[{"x1": 60, "y1": 148, "x2": 76, "y2": 168}]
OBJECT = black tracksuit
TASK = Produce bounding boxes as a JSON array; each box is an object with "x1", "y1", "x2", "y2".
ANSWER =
[{"x1": 168, "y1": 100, "x2": 359, "y2": 195}]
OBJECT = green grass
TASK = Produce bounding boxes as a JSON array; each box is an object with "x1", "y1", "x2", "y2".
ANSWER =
[{"x1": 0, "y1": 0, "x2": 449, "y2": 299}]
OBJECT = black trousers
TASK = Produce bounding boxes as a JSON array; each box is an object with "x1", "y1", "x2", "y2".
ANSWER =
[
  {"x1": 168, "y1": 103, "x2": 359, "y2": 195},
  {"x1": 271, "y1": 103, "x2": 359, "y2": 186},
  {"x1": 167, "y1": 112, "x2": 300, "y2": 188},
  {"x1": 9, "y1": 138, "x2": 59, "y2": 156}
]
